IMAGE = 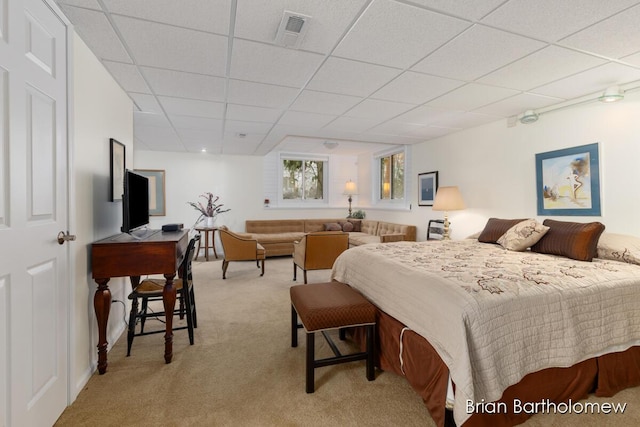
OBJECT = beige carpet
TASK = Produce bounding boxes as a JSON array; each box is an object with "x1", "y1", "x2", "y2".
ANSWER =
[{"x1": 56, "y1": 257, "x2": 640, "y2": 427}]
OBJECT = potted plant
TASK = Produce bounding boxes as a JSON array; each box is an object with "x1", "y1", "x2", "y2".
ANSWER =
[
  {"x1": 188, "y1": 192, "x2": 230, "y2": 227},
  {"x1": 350, "y1": 209, "x2": 366, "y2": 219}
]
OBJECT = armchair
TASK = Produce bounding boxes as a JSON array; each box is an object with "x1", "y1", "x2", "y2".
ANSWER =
[
  {"x1": 293, "y1": 231, "x2": 349, "y2": 284},
  {"x1": 219, "y1": 227, "x2": 266, "y2": 279}
]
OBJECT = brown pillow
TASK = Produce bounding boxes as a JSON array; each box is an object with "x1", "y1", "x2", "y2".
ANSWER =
[
  {"x1": 478, "y1": 218, "x2": 528, "y2": 243},
  {"x1": 323, "y1": 222, "x2": 342, "y2": 231},
  {"x1": 340, "y1": 221, "x2": 354, "y2": 232},
  {"x1": 531, "y1": 219, "x2": 605, "y2": 261},
  {"x1": 347, "y1": 219, "x2": 362, "y2": 232}
]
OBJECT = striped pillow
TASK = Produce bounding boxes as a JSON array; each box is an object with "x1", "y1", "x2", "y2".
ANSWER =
[{"x1": 531, "y1": 220, "x2": 605, "y2": 261}]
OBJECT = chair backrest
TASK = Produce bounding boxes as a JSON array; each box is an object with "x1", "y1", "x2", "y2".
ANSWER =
[
  {"x1": 427, "y1": 219, "x2": 445, "y2": 240},
  {"x1": 180, "y1": 234, "x2": 200, "y2": 284},
  {"x1": 219, "y1": 228, "x2": 258, "y2": 261},
  {"x1": 302, "y1": 231, "x2": 349, "y2": 269}
]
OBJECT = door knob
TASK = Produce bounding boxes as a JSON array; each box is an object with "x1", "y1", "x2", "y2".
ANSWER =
[{"x1": 57, "y1": 231, "x2": 77, "y2": 245}]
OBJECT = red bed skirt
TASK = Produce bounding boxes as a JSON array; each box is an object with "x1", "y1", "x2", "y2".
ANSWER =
[{"x1": 352, "y1": 308, "x2": 640, "y2": 427}]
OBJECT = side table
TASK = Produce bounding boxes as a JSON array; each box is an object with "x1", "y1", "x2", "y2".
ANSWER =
[{"x1": 195, "y1": 226, "x2": 218, "y2": 261}]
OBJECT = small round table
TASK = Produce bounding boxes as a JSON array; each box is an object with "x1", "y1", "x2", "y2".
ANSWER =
[{"x1": 195, "y1": 226, "x2": 218, "y2": 261}]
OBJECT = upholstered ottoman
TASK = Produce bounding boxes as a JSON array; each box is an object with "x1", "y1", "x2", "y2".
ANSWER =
[{"x1": 290, "y1": 281, "x2": 376, "y2": 393}]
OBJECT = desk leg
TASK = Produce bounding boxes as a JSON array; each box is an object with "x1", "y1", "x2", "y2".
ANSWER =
[
  {"x1": 163, "y1": 273, "x2": 177, "y2": 364},
  {"x1": 94, "y1": 278, "x2": 111, "y2": 374}
]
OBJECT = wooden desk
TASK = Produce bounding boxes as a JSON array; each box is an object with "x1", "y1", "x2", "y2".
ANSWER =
[
  {"x1": 91, "y1": 229, "x2": 189, "y2": 374},
  {"x1": 195, "y1": 226, "x2": 218, "y2": 261}
]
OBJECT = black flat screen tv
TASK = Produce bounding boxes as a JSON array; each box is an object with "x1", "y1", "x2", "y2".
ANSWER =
[{"x1": 121, "y1": 169, "x2": 150, "y2": 234}]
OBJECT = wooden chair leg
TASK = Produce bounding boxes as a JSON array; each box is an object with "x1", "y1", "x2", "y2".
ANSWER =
[
  {"x1": 291, "y1": 305, "x2": 298, "y2": 348},
  {"x1": 306, "y1": 332, "x2": 315, "y2": 393},
  {"x1": 303, "y1": 270, "x2": 308, "y2": 284},
  {"x1": 260, "y1": 259, "x2": 265, "y2": 276},
  {"x1": 293, "y1": 263, "x2": 297, "y2": 281},
  {"x1": 366, "y1": 324, "x2": 375, "y2": 381},
  {"x1": 222, "y1": 260, "x2": 229, "y2": 279},
  {"x1": 126, "y1": 297, "x2": 138, "y2": 356}
]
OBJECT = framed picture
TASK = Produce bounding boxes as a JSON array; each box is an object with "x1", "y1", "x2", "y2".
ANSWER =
[
  {"x1": 134, "y1": 169, "x2": 166, "y2": 216},
  {"x1": 110, "y1": 138, "x2": 125, "y2": 202},
  {"x1": 418, "y1": 171, "x2": 439, "y2": 206},
  {"x1": 535, "y1": 143, "x2": 601, "y2": 216}
]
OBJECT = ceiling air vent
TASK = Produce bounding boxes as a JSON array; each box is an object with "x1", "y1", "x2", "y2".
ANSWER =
[{"x1": 274, "y1": 11, "x2": 311, "y2": 49}]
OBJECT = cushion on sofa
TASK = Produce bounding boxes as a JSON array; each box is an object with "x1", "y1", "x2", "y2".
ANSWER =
[
  {"x1": 348, "y1": 232, "x2": 381, "y2": 246},
  {"x1": 347, "y1": 219, "x2": 362, "y2": 232},
  {"x1": 248, "y1": 232, "x2": 306, "y2": 244},
  {"x1": 324, "y1": 222, "x2": 342, "y2": 231},
  {"x1": 339, "y1": 221, "x2": 354, "y2": 232}
]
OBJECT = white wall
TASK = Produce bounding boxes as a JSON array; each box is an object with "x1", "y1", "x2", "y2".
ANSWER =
[
  {"x1": 404, "y1": 91, "x2": 640, "y2": 241},
  {"x1": 71, "y1": 34, "x2": 133, "y2": 397}
]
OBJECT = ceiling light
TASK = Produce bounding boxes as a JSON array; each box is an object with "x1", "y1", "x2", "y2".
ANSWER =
[
  {"x1": 519, "y1": 110, "x2": 539, "y2": 124},
  {"x1": 323, "y1": 141, "x2": 338, "y2": 150},
  {"x1": 599, "y1": 85, "x2": 624, "y2": 103},
  {"x1": 201, "y1": 148, "x2": 207, "y2": 153},
  {"x1": 274, "y1": 11, "x2": 311, "y2": 48}
]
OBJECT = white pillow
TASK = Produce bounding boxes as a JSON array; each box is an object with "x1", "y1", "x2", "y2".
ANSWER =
[
  {"x1": 497, "y1": 219, "x2": 549, "y2": 252},
  {"x1": 597, "y1": 233, "x2": 640, "y2": 265}
]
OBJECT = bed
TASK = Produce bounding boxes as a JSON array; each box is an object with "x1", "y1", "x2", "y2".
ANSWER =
[{"x1": 331, "y1": 218, "x2": 640, "y2": 426}]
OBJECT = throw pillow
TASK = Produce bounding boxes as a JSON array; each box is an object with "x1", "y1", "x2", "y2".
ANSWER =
[
  {"x1": 531, "y1": 219, "x2": 605, "y2": 261},
  {"x1": 497, "y1": 219, "x2": 549, "y2": 251},
  {"x1": 347, "y1": 219, "x2": 362, "y2": 232},
  {"x1": 341, "y1": 221, "x2": 354, "y2": 232},
  {"x1": 596, "y1": 233, "x2": 640, "y2": 265},
  {"x1": 478, "y1": 218, "x2": 528, "y2": 243},
  {"x1": 324, "y1": 222, "x2": 342, "y2": 231}
]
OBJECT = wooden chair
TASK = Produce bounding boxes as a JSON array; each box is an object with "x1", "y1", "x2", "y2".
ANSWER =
[
  {"x1": 126, "y1": 234, "x2": 200, "y2": 356},
  {"x1": 293, "y1": 231, "x2": 349, "y2": 284},
  {"x1": 427, "y1": 219, "x2": 445, "y2": 240},
  {"x1": 219, "y1": 227, "x2": 265, "y2": 279}
]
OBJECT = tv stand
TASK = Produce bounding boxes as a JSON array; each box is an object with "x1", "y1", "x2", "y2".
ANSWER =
[{"x1": 91, "y1": 229, "x2": 189, "y2": 374}]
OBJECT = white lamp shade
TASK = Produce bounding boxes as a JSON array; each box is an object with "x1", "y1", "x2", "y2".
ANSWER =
[
  {"x1": 343, "y1": 180, "x2": 358, "y2": 195},
  {"x1": 432, "y1": 186, "x2": 465, "y2": 211}
]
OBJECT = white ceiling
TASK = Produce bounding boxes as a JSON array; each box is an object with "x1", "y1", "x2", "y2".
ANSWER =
[{"x1": 56, "y1": 0, "x2": 640, "y2": 156}]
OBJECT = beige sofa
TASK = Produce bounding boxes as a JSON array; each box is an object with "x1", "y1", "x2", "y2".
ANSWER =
[{"x1": 240, "y1": 218, "x2": 417, "y2": 257}]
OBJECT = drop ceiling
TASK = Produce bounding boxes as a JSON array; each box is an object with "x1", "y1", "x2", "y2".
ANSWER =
[{"x1": 55, "y1": 0, "x2": 640, "y2": 156}]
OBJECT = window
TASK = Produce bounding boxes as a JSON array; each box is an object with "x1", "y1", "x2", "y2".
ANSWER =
[
  {"x1": 281, "y1": 156, "x2": 327, "y2": 202},
  {"x1": 378, "y1": 150, "x2": 405, "y2": 201}
]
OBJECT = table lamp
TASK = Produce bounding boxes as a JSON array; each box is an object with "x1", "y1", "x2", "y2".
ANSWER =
[
  {"x1": 343, "y1": 180, "x2": 358, "y2": 217},
  {"x1": 432, "y1": 186, "x2": 465, "y2": 240}
]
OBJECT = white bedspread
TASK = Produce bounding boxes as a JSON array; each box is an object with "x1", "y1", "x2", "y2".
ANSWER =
[{"x1": 331, "y1": 240, "x2": 640, "y2": 426}]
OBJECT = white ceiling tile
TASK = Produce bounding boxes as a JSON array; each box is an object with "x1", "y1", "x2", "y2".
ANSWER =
[
  {"x1": 176, "y1": 127, "x2": 221, "y2": 142},
  {"x1": 103, "y1": 0, "x2": 231, "y2": 33},
  {"x1": 406, "y1": 0, "x2": 507, "y2": 20},
  {"x1": 621, "y1": 51, "x2": 640, "y2": 67},
  {"x1": 371, "y1": 71, "x2": 465, "y2": 104},
  {"x1": 481, "y1": 0, "x2": 639, "y2": 42},
  {"x1": 306, "y1": 57, "x2": 401, "y2": 97},
  {"x1": 367, "y1": 121, "x2": 426, "y2": 136},
  {"x1": 560, "y1": 5, "x2": 640, "y2": 59},
  {"x1": 60, "y1": 6, "x2": 132, "y2": 62},
  {"x1": 289, "y1": 90, "x2": 362, "y2": 115},
  {"x1": 412, "y1": 25, "x2": 546, "y2": 81},
  {"x1": 406, "y1": 125, "x2": 460, "y2": 139},
  {"x1": 222, "y1": 138, "x2": 263, "y2": 155},
  {"x1": 278, "y1": 111, "x2": 337, "y2": 128},
  {"x1": 344, "y1": 99, "x2": 416, "y2": 121},
  {"x1": 103, "y1": 61, "x2": 151, "y2": 93},
  {"x1": 474, "y1": 92, "x2": 564, "y2": 116},
  {"x1": 135, "y1": 127, "x2": 185, "y2": 151},
  {"x1": 322, "y1": 116, "x2": 379, "y2": 133},
  {"x1": 227, "y1": 80, "x2": 300, "y2": 109},
  {"x1": 141, "y1": 67, "x2": 226, "y2": 101},
  {"x1": 333, "y1": 0, "x2": 470, "y2": 68},
  {"x1": 171, "y1": 116, "x2": 222, "y2": 131},
  {"x1": 225, "y1": 120, "x2": 274, "y2": 135},
  {"x1": 226, "y1": 104, "x2": 283, "y2": 123},
  {"x1": 531, "y1": 62, "x2": 640, "y2": 99},
  {"x1": 230, "y1": 39, "x2": 325, "y2": 87},
  {"x1": 426, "y1": 111, "x2": 499, "y2": 129},
  {"x1": 182, "y1": 139, "x2": 222, "y2": 153},
  {"x1": 134, "y1": 111, "x2": 172, "y2": 127},
  {"x1": 129, "y1": 93, "x2": 162, "y2": 113},
  {"x1": 56, "y1": 0, "x2": 101, "y2": 9},
  {"x1": 113, "y1": 15, "x2": 227, "y2": 75},
  {"x1": 158, "y1": 97, "x2": 225, "y2": 119},
  {"x1": 478, "y1": 46, "x2": 607, "y2": 91},
  {"x1": 234, "y1": 0, "x2": 368, "y2": 54},
  {"x1": 392, "y1": 105, "x2": 458, "y2": 125},
  {"x1": 426, "y1": 83, "x2": 519, "y2": 111}
]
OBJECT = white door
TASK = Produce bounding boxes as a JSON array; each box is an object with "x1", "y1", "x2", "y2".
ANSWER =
[{"x1": 0, "y1": 0, "x2": 70, "y2": 426}]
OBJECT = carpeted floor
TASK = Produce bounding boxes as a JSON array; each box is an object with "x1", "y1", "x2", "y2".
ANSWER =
[{"x1": 56, "y1": 256, "x2": 640, "y2": 426}]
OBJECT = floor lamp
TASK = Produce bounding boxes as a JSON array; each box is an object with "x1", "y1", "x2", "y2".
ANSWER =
[
  {"x1": 432, "y1": 186, "x2": 465, "y2": 240},
  {"x1": 343, "y1": 180, "x2": 358, "y2": 217}
]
